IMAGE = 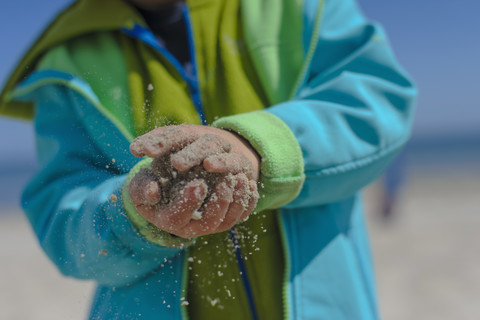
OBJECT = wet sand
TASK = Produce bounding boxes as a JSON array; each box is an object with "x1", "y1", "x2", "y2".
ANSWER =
[{"x1": 1, "y1": 168, "x2": 479, "y2": 319}]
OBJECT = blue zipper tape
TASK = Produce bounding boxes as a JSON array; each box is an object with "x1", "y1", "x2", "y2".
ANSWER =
[
  {"x1": 229, "y1": 228, "x2": 259, "y2": 320},
  {"x1": 120, "y1": 8, "x2": 207, "y2": 125}
]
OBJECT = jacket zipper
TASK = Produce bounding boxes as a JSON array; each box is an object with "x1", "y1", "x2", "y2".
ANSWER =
[
  {"x1": 121, "y1": 6, "x2": 208, "y2": 320},
  {"x1": 229, "y1": 229, "x2": 259, "y2": 320},
  {"x1": 181, "y1": 5, "x2": 207, "y2": 125},
  {"x1": 121, "y1": 5, "x2": 264, "y2": 319},
  {"x1": 120, "y1": 5, "x2": 207, "y2": 125},
  {"x1": 121, "y1": 2, "x2": 328, "y2": 319}
]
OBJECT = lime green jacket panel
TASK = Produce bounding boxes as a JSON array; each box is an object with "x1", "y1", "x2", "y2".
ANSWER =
[
  {"x1": 241, "y1": 0, "x2": 305, "y2": 104},
  {"x1": 36, "y1": 32, "x2": 136, "y2": 138}
]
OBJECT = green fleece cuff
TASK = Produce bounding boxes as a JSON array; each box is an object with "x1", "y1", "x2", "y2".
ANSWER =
[
  {"x1": 212, "y1": 110, "x2": 305, "y2": 211},
  {"x1": 122, "y1": 158, "x2": 195, "y2": 248}
]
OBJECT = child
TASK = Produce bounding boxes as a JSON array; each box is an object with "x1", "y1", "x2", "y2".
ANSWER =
[{"x1": 0, "y1": 0, "x2": 416, "y2": 319}]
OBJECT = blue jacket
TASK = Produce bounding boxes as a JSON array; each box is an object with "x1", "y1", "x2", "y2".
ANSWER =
[{"x1": 4, "y1": 0, "x2": 416, "y2": 319}]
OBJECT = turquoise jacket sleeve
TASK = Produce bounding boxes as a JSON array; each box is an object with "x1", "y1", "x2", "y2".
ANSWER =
[
  {"x1": 17, "y1": 83, "x2": 184, "y2": 287},
  {"x1": 266, "y1": 0, "x2": 416, "y2": 208},
  {"x1": 212, "y1": 0, "x2": 416, "y2": 210}
]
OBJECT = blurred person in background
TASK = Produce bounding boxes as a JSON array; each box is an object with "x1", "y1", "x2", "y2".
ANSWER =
[
  {"x1": 380, "y1": 150, "x2": 408, "y2": 219},
  {"x1": 0, "y1": 0, "x2": 416, "y2": 319}
]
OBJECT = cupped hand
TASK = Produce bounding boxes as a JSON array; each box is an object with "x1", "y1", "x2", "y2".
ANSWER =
[
  {"x1": 129, "y1": 124, "x2": 260, "y2": 181},
  {"x1": 128, "y1": 124, "x2": 261, "y2": 238}
]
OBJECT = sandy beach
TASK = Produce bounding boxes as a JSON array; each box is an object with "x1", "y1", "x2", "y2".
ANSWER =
[
  {"x1": 1, "y1": 167, "x2": 479, "y2": 320},
  {"x1": 365, "y1": 167, "x2": 480, "y2": 320}
]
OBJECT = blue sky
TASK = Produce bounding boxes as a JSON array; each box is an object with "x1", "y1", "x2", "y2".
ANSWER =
[
  {"x1": 0, "y1": 0, "x2": 478, "y2": 164},
  {"x1": 360, "y1": 0, "x2": 480, "y2": 139}
]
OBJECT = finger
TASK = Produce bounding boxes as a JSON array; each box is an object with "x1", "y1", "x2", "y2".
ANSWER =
[
  {"x1": 238, "y1": 180, "x2": 259, "y2": 222},
  {"x1": 203, "y1": 153, "x2": 254, "y2": 178},
  {"x1": 144, "y1": 180, "x2": 162, "y2": 204},
  {"x1": 134, "y1": 203, "x2": 158, "y2": 223},
  {"x1": 130, "y1": 126, "x2": 200, "y2": 158},
  {"x1": 215, "y1": 174, "x2": 250, "y2": 233},
  {"x1": 177, "y1": 176, "x2": 233, "y2": 238},
  {"x1": 129, "y1": 127, "x2": 167, "y2": 157},
  {"x1": 129, "y1": 169, "x2": 162, "y2": 205},
  {"x1": 170, "y1": 134, "x2": 232, "y2": 171},
  {"x1": 154, "y1": 179, "x2": 209, "y2": 233}
]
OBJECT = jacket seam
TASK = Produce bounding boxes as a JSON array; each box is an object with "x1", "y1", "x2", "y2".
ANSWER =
[{"x1": 290, "y1": 0, "x2": 326, "y2": 99}]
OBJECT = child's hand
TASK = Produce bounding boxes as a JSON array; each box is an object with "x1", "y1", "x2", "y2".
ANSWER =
[
  {"x1": 130, "y1": 124, "x2": 259, "y2": 180},
  {"x1": 128, "y1": 124, "x2": 260, "y2": 238}
]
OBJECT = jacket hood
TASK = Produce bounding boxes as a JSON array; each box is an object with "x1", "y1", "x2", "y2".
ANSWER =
[{"x1": 0, "y1": 0, "x2": 145, "y2": 119}]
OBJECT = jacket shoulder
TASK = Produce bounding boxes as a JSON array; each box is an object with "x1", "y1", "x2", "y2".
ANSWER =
[{"x1": 0, "y1": 0, "x2": 141, "y2": 119}]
